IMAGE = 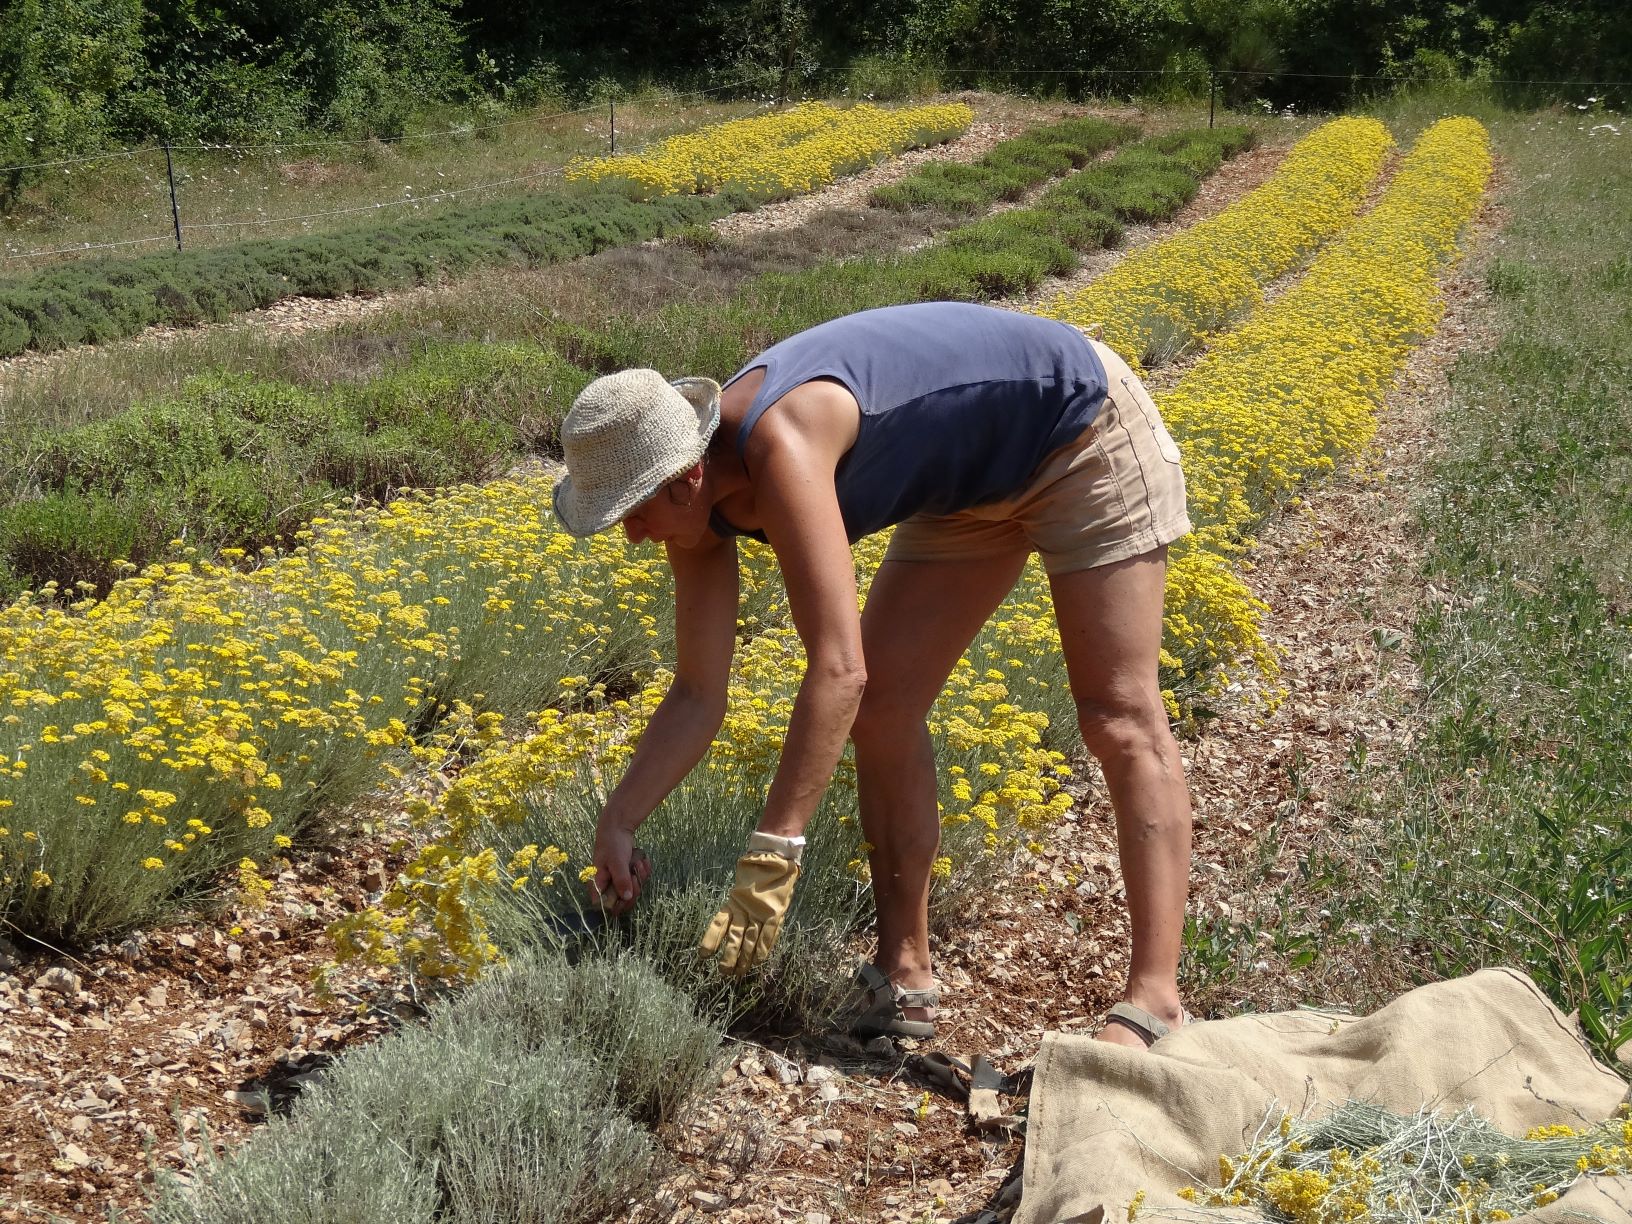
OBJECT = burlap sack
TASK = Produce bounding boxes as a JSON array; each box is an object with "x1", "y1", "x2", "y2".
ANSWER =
[{"x1": 1017, "y1": 968, "x2": 1631, "y2": 1224}]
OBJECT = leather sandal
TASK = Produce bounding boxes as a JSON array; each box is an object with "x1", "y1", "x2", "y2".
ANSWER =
[
  {"x1": 1101, "y1": 1001, "x2": 1193, "y2": 1047},
  {"x1": 844, "y1": 962, "x2": 940, "y2": 1040}
]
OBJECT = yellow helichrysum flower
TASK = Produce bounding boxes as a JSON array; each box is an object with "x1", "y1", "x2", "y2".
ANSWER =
[
  {"x1": 1038, "y1": 117, "x2": 1489, "y2": 702},
  {"x1": 565, "y1": 101, "x2": 972, "y2": 201}
]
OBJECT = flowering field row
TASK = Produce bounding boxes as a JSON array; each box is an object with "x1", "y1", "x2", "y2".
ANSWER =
[
  {"x1": 1037, "y1": 116, "x2": 1393, "y2": 368},
  {"x1": 1157, "y1": 115, "x2": 1492, "y2": 695},
  {"x1": 0, "y1": 120, "x2": 1491, "y2": 968},
  {"x1": 564, "y1": 100, "x2": 973, "y2": 201},
  {"x1": 343, "y1": 118, "x2": 1492, "y2": 980},
  {"x1": 0, "y1": 119, "x2": 1189, "y2": 942},
  {"x1": 331, "y1": 519, "x2": 1089, "y2": 980},
  {"x1": 0, "y1": 485, "x2": 674, "y2": 937}
]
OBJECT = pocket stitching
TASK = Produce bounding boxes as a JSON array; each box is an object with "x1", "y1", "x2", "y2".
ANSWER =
[{"x1": 1121, "y1": 375, "x2": 1182, "y2": 466}]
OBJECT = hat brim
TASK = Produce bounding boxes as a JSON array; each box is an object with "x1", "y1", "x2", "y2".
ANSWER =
[{"x1": 552, "y1": 377, "x2": 722, "y2": 538}]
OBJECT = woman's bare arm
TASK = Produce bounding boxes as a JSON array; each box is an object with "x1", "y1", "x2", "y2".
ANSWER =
[
  {"x1": 591, "y1": 530, "x2": 738, "y2": 910},
  {"x1": 746, "y1": 395, "x2": 867, "y2": 840}
]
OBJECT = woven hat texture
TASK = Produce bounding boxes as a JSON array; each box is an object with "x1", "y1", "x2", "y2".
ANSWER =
[{"x1": 552, "y1": 370, "x2": 721, "y2": 537}]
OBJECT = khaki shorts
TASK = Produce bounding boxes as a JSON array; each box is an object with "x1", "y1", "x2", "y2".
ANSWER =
[{"x1": 885, "y1": 336, "x2": 1192, "y2": 576}]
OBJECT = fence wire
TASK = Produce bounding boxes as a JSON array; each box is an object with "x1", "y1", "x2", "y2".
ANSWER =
[
  {"x1": 1, "y1": 78, "x2": 767, "y2": 264},
  {"x1": 2, "y1": 64, "x2": 1624, "y2": 267}
]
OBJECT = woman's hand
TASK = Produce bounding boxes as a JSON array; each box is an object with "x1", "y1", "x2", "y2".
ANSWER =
[{"x1": 588, "y1": 822, "x2": 653, "y2": 916}]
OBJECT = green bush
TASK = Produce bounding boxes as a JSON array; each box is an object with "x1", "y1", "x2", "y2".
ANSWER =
[
  {"x1": 870, "y1": 114, "x2": 1134, "y2": 213},
  {"x1": 146, "y1": 952, "x2": 717, "y2": 1224},
  {"x1": 0, "y1": 489, "x2": 139, "y2": 593},
  {"x1": 1046, "y1": 161, "x2": 1199, "y2": 221},
  {"x1": 35, "y1": 376, "x2": 314, "y2": 491},
  {"x1": 841, "y1": 55, "x2": 944, "y2": 101},
  {"x1": 437, "y1": 952, "x2": 724, "y2": 1128},
  {"x1": 483, "y1": 765, "x2": 873, "y2": 1031},
  {"x1": 0, "y1": 188, "x2": 738, "y2": 358},
  {"x1": 3, "y1": 342, "x2": 586, "y2": 590}
]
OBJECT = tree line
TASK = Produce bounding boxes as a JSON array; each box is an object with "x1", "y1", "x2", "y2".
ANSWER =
[{"x1": 1, "y1": 0, "x2": 1626, "y2": 195}]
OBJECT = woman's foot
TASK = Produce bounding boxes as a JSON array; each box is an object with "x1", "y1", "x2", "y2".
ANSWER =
[
  {"x1": 1096, "y1": 998, "x2": 1188, "y2": 1048},
  {"x1": 844, "y1": 963, "x2": 939, "y2": 1039}
]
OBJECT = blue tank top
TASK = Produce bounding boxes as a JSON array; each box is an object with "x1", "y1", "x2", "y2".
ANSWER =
[{"x1": 712, "y1": 302, "x2": 1108, "y2": 544}]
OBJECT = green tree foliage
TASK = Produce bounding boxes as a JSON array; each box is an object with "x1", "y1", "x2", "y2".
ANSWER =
[
  {"x1": 0, "y1": 0, "x2": 143, "y2": 204},
  {"x1": 114, "y1": 0, "x2": 474, "y2": 143},
  {"x1": 0, "y1": 1, "x2": 1627, "y2": 193},
  {"x1": 1494, "y1": 0, "x2": 1631, "y2": 108}
]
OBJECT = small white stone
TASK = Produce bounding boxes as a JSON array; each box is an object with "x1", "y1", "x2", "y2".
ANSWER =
[
  {"x1": 224, "y1": 1090, "x2": 268, "y2": 1116},
  {"x1": 37, "y1": 966, "x2": 81, "y2": 996}
]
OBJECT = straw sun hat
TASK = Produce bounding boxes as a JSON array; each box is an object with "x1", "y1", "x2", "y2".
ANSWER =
[{"x1": 551, "y1": 369, "x2": 723, "y2": 537}]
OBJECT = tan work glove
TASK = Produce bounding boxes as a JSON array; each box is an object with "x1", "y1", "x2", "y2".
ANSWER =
[{"x1": 699, "y1": 844, "x2": 801, "y2": 976}]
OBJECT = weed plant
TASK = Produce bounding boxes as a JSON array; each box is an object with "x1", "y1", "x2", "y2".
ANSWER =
[{"x1": 2, "y1": 343, "x2": 587, "y2": 595}]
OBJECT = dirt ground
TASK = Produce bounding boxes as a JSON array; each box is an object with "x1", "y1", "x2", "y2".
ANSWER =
[{"x1": 0, "y1": 124, "x2": 1501, "y2": 1222}]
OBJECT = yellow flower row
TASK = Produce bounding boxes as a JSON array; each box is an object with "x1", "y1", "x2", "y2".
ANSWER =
[
  {"x1": 0, "y1": 483, "x2": 673, "y2": 933},
  {"x1": 1170, "y1": 115, "x2": 1490, "y2": 536},
  {"x1": 1036, "y1": 117, "x2": 1395, "y2": 368},
  {"x1": 1154, "y1": 116, "x2": 1491, "y2": 697},
  {"x1": 565, "y1": 100, "x2": 973, "y2": 201},
  {"x1": 1064, "y1": 118, "x2": 1488, "y2": 708},
  {"x1": 330, "y1": 544, "x2": 1077, "y2": 981}
]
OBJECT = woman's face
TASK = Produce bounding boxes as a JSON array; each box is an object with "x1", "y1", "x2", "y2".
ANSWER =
[{"x1": 621, "y1": 477, "x2": 707, "y2": 549}]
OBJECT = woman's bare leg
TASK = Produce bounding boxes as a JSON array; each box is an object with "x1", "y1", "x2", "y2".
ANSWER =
[
  {"x1": 1048, "y1": 547, "x2": 1192, "y2": 1046},
  {"x1": 851, "y1": 551, "x2": 1030, "y2": 1018}
]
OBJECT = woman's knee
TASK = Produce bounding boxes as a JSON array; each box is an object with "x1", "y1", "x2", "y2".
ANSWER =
[
  {"x1": 851, "y1": 691, "x2": 928, "y2": 753},
  {"x1": 1075, "y1": 691, "x2": 1175, "y2": 768}
]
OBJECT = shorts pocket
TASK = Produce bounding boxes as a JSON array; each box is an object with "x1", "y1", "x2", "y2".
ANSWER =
[{"x1": 1121, "y1": 375, "x2": 1183, "y2": 465}]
